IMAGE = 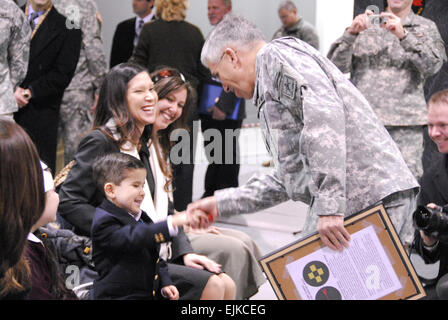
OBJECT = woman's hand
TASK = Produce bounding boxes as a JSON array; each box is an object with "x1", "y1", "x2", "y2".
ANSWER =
[{"x1": 183, "y1": 253, "x2": 221, "y2": 274}]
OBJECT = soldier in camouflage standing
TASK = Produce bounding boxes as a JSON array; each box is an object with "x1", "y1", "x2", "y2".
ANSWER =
[
  {"x1": 187, "y1": 14, "x2": 419, "y2": 250},
  {"x1": 328, "y1": 0, "x2": 446, "y2": 180},
  {"x1": 53, "y1": 0, "x2": 108, "y2": 165},
  {"x1": 272, "y1": 0, "x2": 319, "y2": 50},
  {"x1": 0, "y1": 0, "x2": 31, "y2": 120}
]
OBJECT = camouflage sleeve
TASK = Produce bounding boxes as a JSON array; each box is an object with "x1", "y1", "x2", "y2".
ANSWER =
[
  {"x1": 83, "y1": 1, "x2": 107, "y2": 93},
  {"x1": 8, "y1": 8, "x2": 31, "y2": 88},
  {"x1": 326, "y1": 29, "x2": 357, "y2": 74},
  {"x1": 400, "y1": 21, "x2": 447, "y2": 78},
  {"x1": 299, "y1": 71, "x2": 347, "y2": 217},
  {"x1": 215, "y1": 171, "x2": 290, "y2": 217}
]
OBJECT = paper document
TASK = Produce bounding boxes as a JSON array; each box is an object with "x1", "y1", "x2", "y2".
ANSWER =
[{"x1": 286, "y1": 226, "x2": 402, "y2": 300}]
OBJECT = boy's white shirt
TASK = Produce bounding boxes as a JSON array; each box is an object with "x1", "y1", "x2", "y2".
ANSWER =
[
  {"x1": 105, "y1": 119, "x2": 173, "y2": 260},
  {"x1": 27, "y1": 232, "x2": 43, "y2": 244}
]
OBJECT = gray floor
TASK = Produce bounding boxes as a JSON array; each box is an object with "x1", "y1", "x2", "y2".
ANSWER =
[
  {"x1": 192, "y1": 125, "x2": 440, "y2": 300},
  {"x1": 192, "y1": 126, "x2": 307, "y2": 299}
]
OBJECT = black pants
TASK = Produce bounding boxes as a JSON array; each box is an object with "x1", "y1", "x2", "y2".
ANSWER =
[
  {"x1": 15, "y1": 103, "x2": 60, "y2": 174},
  {"x1": 200, "y1": 115, "x2": 242, "y2": 198},
  {"x1": 172, "y1": 116, "x2": 199, "y2": 211}
]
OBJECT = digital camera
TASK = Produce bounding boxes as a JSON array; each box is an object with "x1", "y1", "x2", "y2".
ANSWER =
[
  {"x1": 367, "y1": 14, "x2": 388, "y2": 26},
  {"x1": 413, "y1": 205, "x2": 448, "y2": 243}
]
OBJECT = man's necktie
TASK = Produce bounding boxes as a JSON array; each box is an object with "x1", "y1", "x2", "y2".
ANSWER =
[
  {"x1": 29, "y1": 12, "x2": 39, "y2": 30},
  {"x1": 134, "y1": 19, "x2": 144, "y2": 46},
  {"x1": 137, "y1": 19, "x2": 144, "y2": 35}
]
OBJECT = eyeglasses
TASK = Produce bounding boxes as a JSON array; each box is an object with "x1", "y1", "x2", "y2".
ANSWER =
[
  {"x1": 211, "y1": 51, "x2": 229, "y2": 78},
  {"x1": 152, "y1": 69, "x2": 186, "y2": 84}
]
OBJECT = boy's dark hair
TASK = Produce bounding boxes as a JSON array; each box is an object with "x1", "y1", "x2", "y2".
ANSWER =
[{"x1": 92, "y1": 153, "x2": 146, "y2": 194}]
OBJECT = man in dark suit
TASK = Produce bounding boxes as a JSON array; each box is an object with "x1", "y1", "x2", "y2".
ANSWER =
[
  {"x1": 14, "y1": 0, "x2": 81, "y2": 173},
  {"x1": 200, "y1": 0, "x2": 246, "y2": 198},
  {"x1": 109, "y1": 0, "x2": 155, "y2": 68}
]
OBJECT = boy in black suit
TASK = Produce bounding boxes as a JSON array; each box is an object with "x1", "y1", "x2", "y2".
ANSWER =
[{"x1": 90, "y1": 152, "x2": 207, "y2": 300}]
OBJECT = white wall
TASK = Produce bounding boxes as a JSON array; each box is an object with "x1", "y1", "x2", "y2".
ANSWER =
[
  {"x1": 94, "y1": 0, "x2": 354, "y2": 123},
  {"x1": 315, "y1": 0, "x2": 354, "y2": 55},
  {"x1": 95, "y1": 0, "x2": 318, "y2": 65}
]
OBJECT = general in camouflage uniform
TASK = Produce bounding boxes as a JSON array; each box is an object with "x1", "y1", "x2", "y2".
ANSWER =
[
  {"x1": 0, "y1": 0, "x2": 31, "y2": 119},
  {"x1": 272, "y1": 0, "x2": 319, "y2": 50},
  {"x1": 190, "y1": 14, "x2": 420, "y2": 248},
  {"x1": 328, "y1": 5, "x2": 447, "y2": 180},
  {"x1": 53, "y1": 0, "x2": 108, "y2": 165}
]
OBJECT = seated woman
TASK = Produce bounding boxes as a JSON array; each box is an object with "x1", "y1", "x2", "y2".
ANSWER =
[
  {"x1": 0, "y1": 119, "x2": 45, "y2": 299},
  {"x1": 150, "y1": 67, "x2": 266, "y2": 299},
  {"x1": 0, "y1": 119, "x2": 75, "y2": 300},
  {"x1": 26, "y1": 162, "x2": 77, "y2": 299},
  {"x1": 57, "y1": 63, "x2": 235, "y2": 299}
]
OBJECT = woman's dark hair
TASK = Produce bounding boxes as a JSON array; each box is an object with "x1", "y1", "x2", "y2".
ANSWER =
[
  {"x1": 0, "y1": 119, "x2": 45, "y2": 297},
  {"x1": 93, "y1": 62, "x2": 154, "y2": 146},
  {"x1": 150, "y1": 67, "x2": 196, "y2": 191}
]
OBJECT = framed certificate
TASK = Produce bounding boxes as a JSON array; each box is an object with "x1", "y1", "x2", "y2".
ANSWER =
[{"x1": 259, "y1": 203, "x2": 425, "y2": 300}]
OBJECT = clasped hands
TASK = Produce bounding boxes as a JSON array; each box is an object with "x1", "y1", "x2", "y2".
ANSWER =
[{"x1": 185, "y1": 196, "x2": 351, "y2": 252}]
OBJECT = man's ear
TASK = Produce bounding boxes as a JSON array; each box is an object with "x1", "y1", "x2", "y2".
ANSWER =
[
  {"x1": 224, "y1": 48, "x2": 240, "y2": 69},
  {"x1": 104, "y1": 182, "x2": 115, "y2": 199}
]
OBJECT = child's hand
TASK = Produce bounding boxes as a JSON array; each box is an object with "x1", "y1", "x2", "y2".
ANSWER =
[
  {"x1": 187, "y1": 209, "x2": 210, "y2": 229},
  {"x1": 161, "y1": 285, "x2": 179, "y2": 300},
  {"x1": 171, "y1": 211, "x2": 187, "y2": 227},
  {"x1": 171, "y1": 210, "x2": 209, "y2": 229}
]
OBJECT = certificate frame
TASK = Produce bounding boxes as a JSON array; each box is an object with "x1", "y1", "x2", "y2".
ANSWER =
[{"x1": 258, "y1": 203, "x2": 426, "y2": 300}]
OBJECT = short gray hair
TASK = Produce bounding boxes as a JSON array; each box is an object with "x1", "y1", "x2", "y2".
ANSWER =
[
  {"x1": 222, "y1": 0, "x2": 232, "y2": 7},
  {"x1": 201, "y1": 14, "x2": 265, "y2": 67},
  {"x1": 278, "y1": 0, "x2": 296, "y2": 12}
]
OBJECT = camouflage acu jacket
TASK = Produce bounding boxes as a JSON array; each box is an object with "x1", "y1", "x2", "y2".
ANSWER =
[
  {"x1": 0, "y1": 0, "x2": 31, "y2": 114},
  {"x1": 328, "y1": 12, "x2": 446, "y2": 126},
  {"x1": 215, "y1": 37, "x2": 418, "y2": 232},
  {"x1": 272, "y1": 17, "x2": 320, "y2": 50}
]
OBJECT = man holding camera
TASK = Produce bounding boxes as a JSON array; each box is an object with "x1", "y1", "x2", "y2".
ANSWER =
[
  {"x1": 414, "y1": 89, "x2": 448, "y2": 299},
  {"x1": 328, "y1": 0, "x2": 446, "y2": 180}
]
